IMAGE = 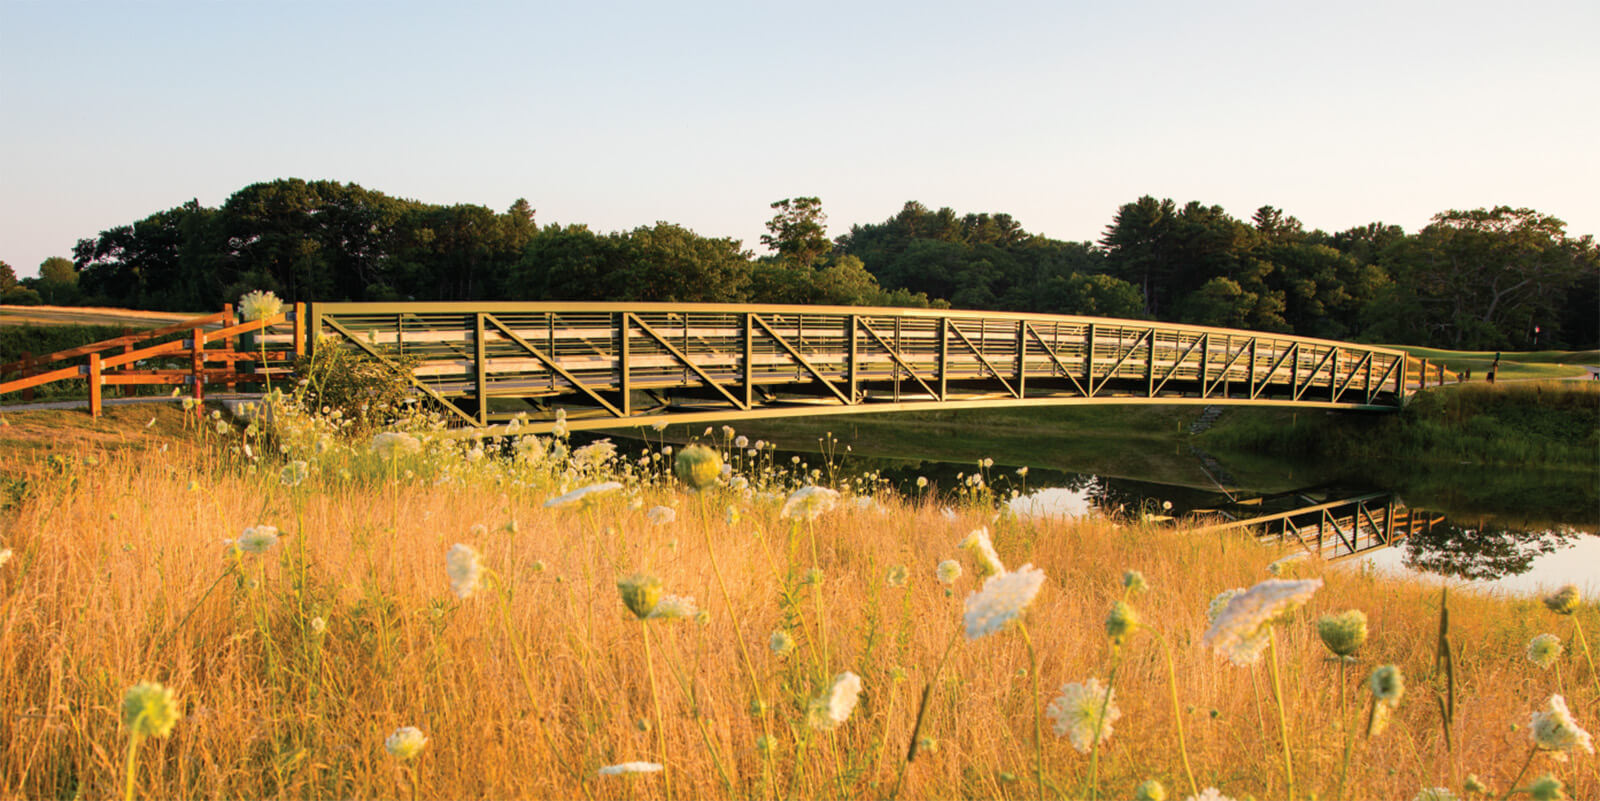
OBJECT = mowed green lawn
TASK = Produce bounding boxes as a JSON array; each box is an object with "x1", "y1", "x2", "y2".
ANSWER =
[{"x1": 1394, "y1": 345, "x2": 1598, "y2": 380}]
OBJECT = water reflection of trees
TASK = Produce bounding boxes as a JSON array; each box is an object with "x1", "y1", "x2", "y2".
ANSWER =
[{"x1": 1402, "y1": 520, "x2": 1590, "y2": 581}]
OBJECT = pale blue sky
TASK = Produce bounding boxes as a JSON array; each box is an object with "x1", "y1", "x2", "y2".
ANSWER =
[{"x1": 3, "y1": 0, "x2": 1597, "y2": 278}]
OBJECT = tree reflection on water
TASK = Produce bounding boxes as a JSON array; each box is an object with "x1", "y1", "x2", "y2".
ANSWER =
[{"x1": 1401, "y1": 520, "x2": 1591, "y2": 581}]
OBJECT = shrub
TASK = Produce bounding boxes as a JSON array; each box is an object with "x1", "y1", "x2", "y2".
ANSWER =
[{"x1": 292, "y1": 338, "x2": 420, "y2": 437}]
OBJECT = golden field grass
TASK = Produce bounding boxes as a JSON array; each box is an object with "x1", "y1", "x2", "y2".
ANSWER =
[{"x1": 0, "y1": 407, "x2": 1596, "y2": 801}]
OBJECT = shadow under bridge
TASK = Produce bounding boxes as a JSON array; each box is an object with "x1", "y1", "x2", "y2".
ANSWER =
[{"x1": 303, "y1": 302, "x2": 1455, "y2": 433}]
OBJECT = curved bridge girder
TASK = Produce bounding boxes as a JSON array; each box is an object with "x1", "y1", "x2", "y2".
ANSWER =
[{"x1": 303, "y1": 302, "x2": 1455, "y2": 432}]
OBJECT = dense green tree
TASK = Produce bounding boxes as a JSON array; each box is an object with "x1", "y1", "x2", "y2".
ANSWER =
[
  {"x1": 761, "y1": 197, "x2": 831, "y2": 268},
  {"x1": 1375, "y1": 207, "x2": 1597, "y2": 348},
  {"x1": 0, "y1": 260, "x2": 15, "y2": 292}
]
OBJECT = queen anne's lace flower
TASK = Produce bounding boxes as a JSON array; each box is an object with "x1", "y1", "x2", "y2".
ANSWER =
[
  {"x1": 937, "y1": 559, "x2": 962, "y2": 585},
  {"x1": 545, "y1": 482, "x2": 623, "y2": 509},
  {"x1": 1527, "y1": 634, "x2": 1563, "y2": 669},
  {"x1": 236, "y1": 525, "x2": 279, "y2": 555},
  {"x1": 1317, "y1": 610, "x2": 1369, "y2": 658},
  {"x1": 806, "y1": 671, "x2": 862, "y2": 731},
  {"x1": 1543, "y1": 584, "x2": 1581, "y2": 615},
  {"x1": 384, "y1": 726, "x2": 427, "y2": 760},
  {"x1": 1530, "y1": 694, "x2": 1594, "y2": 754},
  {"x1": 780, "y1": 486, "x2": 839, "y2": 521},
  {"x1": 646, "y1": 594, "x2": 698, "y2": 621},
  {"x1": 963, "y1": 564, "x2": 1046, "y2": 639},
  {"x1": 1202, "y1": 578, "x2": 1321, "y2": 666},
  {"x1": 238, "y1": 290, "x2": 283, "y2": 322},
  {"x1": 1184, "y1": 786, "x2": 1236, "y2": 801},
  {"x1": 960, "y1": 527, "x2": 1005, "y2": 578},
  {"x1": 769, "y1": 630, "x2": 796, "y2": 656},
  {"x1": 1046, "y1": 678, "x2": 1120, "y2": 753},
  {"x1": 646, "y1": 506, "x2": 676, "y2": 525},
  {"x1": 598, "y1": 762, "x2": 663, "y2": 776},
  {"x1": 370, "y1": 432, "x2": 422, "y2": 459},
  {"x1": 446, "y1": 543, "x2": 483, "y2": 599}
]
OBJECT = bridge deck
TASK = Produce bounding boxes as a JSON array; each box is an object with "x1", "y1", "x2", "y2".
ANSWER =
[{"x1": 301, "y1": 302, "x2": 1455, "y2": 430}]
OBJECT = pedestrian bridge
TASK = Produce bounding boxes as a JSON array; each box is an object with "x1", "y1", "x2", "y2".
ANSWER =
[{"x1": 299, "y1": 302, "x2": 1454, "y2": 433}]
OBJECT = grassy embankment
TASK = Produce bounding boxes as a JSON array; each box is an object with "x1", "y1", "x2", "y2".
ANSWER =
[{"x1": 1, "y1": 406, "x2": 1596, "y2": 801}]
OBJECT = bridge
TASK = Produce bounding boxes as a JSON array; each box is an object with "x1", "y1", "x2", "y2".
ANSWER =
[
  {"x1": 297, "y1": 301, "x2": 1454, "y2": 433},
  {"x1": 1190, "y1": 487, "x2": 1444, "y2": 562}
]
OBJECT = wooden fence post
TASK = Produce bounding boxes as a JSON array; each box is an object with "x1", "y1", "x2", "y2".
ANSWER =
[
  {"x1": 223, "y1": 303, "x2": 237, "y2": 393},
  {"x1": 88, "y1": 352, "x2": 103, "y2": 418},
  {"x1": 192, "y1": 329, "x2": 207, "y2": 415}
]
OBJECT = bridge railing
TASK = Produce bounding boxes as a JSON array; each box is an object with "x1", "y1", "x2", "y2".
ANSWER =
[{"x1": 302, "y1": 302, "x2": 1455, "y2": 430}]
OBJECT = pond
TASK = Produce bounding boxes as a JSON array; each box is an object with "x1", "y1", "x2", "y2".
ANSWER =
[{"x1": 600, "y1": 412, "x2": 1598, "y2": 597}]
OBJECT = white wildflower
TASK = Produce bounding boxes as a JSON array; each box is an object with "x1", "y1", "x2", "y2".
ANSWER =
[
  {"x1": 544, "y1": 481, "x2": 623, "y2": 509},
  {"x1": 1202, "y1": 578, "x2": 1321, "y2": 666},
  {"x1": 1046, "y1": 678, "x2": 1121, "y2": 754},
  {"x1": 646, "y1": 594, "x2": 698, "y2": 621},
  {"x1": 599, "y1": 761, "x2": 663, "y2": 776},
  {"x1": 1531, "y1": 694, "x2": 1594, "y2": 754},
  {"x1": 960, "y1": 527, "x2": 1005, "y2": 579},
  {"x1": 937, "y1": 559, "x2": 962, "y2": 585},
  {"x1": 446, "y1": 543, "x2": 484, "y2": 599},
  {"x1": 780, "y1": 486, "x2": 839, "y2": 521},
  {"x1": 1527, "y1": 634, "x2": 1563, "y2": 670},
  {"x1": 370, "y1": 432, "x2": 422, "y2": 459},
  {"x1": 235, "y1": 525, "x2": 279, "y2": 554},
  {"x1": 384, "y1": 726, "x2": 427, "y2": 760},
  {"x1": 238, "y1": 290, "x2": 283, "y2": 321},
  {"x1": 646, "y1": 505, "x2": 676, "y2": 525},
  {"x1": 806, "y1": 671, "x2": 862, "y2": 731},
  {"x1": 963, "y1": 564, "x2": 1046, "y2": 639}
]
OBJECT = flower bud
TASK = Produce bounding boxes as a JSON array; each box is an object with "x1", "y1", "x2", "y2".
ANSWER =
[
  {"x1": 674, "y1": 444, "x2": 723, "y2": 490},
  {"x1": 617, "y1": 574, "x2": 663, "y2": 619}
]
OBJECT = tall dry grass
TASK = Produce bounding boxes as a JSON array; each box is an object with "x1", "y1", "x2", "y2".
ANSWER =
[{"x1": 0, "y1": 429, "x2": 1595, "y2": 800}]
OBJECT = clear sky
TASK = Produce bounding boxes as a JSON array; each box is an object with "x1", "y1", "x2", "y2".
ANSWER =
[{"x1": 3, "y1": 0, "x2": 1597, "y2": 278}]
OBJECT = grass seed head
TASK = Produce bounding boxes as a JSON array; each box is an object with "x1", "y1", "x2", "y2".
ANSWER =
[
  {"x1": 1543, "y1": 584, "x2": 1581, "y2": 615},
  {"x1": 384, "y1": 726, "x2": 427, "y2": 760},
  {"x1": 618, "y1": 573, "x2": 664, "y2": 619},
  {"x1": 123, "y1": 681, "x2": 181, "y2": 738},
  {"x1": 1317, "y1": 610, "x2": 1369, "y2": 658},
  {"x1": 673, "y1": 444, "x2": 722, "y2": 490}
]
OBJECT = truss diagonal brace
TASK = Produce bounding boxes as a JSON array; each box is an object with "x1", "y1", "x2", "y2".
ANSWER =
[
  {"x1": 855, "y1": 319, "x2": 940, "y2": 400},
  {"x1": 751, "y1": 315, "x2": 852, "y2": 405},
  {"x1": 321, "y1": 317, "x2": 479, "y2": 426},
  {"x1": 629, "y1": 314, "x2": 750, "y2": 410},
  {"x1": 945, "y1": 322, "x2": 1019, "y2": 398},
  {"x1": 484, "y1": 315, "x2": 624, "y2": 417},
  {"x1": 1089, "y1": 328, "x2": 1152, "y2": 396},
  {"x1": 1023, "y1": 323, "x2": 1088, "y2": 396}
]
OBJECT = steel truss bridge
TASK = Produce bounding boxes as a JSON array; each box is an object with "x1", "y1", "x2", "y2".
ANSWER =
[{"x1": 294, "y1": 302, "x2": 1455, "y2": 433}]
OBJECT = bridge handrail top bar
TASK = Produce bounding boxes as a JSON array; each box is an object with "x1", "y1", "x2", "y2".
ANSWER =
[{"x1": 308, "y1": 301, "x2": 1415, "y2": 358}]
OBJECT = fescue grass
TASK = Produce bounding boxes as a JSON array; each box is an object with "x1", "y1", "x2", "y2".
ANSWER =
[{"x1": 0, "y1": 408, "x2": 1596, "y2": 801}]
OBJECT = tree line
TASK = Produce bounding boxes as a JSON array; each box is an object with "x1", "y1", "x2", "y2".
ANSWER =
[{"x1": 4, "y1": 178, "x2": 1594, "y2": 350}]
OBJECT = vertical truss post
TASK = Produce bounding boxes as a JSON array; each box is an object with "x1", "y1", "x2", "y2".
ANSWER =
[
  {"x1": 937, "y1": 317, "x2": 949, "y2": 401},
  {"x1": 847, "y1": 315, "x2": 859, "y2": 402},
  {"x1": 1146, "y1": 328, "x2": 1155, "y2": 397},
  {"x1": 1085, "y1": 323, "x2": 1096, "y2": 396},
  {"x1": 1014, "y1": 320, "x2": 1026, "y2": 398},
  {"x1": 1420, "y1": 358, "x2": 1429, "y2": 390},
  {"x1": 1396, "y1": 356, "x2": 1406, "y2": 401},
  {"x1": 892, "y1": 316, "x2": 902, "y2": 402},
  {"x1": 1200, "y1": 333, "x2": 1210, "y2": 399},
  {"x1": 618, "y1": 312, "x2": 632, "y2": 416},
  {"x1": 741, "y1": 313, "x2": 753, "y2": 410},
  {"x1": 474, "y1": 313, "x2": 487, "y2": 426}
]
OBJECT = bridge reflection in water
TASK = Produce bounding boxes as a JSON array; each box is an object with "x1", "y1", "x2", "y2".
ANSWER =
[
  {"x1": 302, "y1": 302, "x2": 1455, "y2": 431},
  {"x1": 1191, "y1": 487, "x2": 1444, "y2": 562}
]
